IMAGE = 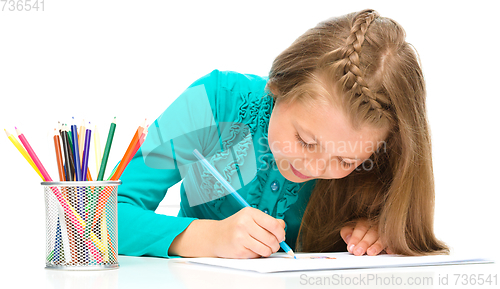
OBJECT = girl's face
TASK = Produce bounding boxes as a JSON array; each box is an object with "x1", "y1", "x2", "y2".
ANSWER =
[{"x1": 267, "y1": 97, "x2": 388, "y2": 182}]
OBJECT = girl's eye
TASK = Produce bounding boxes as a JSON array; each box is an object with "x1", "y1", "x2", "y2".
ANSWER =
[
  {"x1": 295, "y1": 133, "x2": 354, "y2": 169},
  {"x1": 337, "y1": 157, "x2": 353, "y2": 168},
  {"x1": 295, "y1": 133, "x2": 316, "y2": 149}
]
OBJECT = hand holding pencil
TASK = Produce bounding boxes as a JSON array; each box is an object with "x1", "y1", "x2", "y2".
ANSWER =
[{"x1": 191, "y1": 149, "x2": 296, "y2": 259}]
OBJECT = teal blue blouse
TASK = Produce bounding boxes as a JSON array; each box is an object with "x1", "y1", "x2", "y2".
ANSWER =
[{"x1": 117, "y1": 69, "x2": 317, "y2": 258}]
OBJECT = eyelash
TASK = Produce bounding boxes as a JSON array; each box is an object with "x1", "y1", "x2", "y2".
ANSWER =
[
  {"x1": 294, "y1": 133, "x2": 353, "y2": 168},
  {"x1": 295, "y1": 132, "x2": 316, "y2": 149}
]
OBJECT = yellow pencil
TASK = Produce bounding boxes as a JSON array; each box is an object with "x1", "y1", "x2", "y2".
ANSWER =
[{"x1": 4, "y1": 129, "x2": 45, "y2": 180}]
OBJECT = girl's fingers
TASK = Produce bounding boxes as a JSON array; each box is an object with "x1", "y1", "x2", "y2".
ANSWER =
[
  {"x1": 249, "y1": 208, "x2": 286, "y2": 244},
  {"x1": 240, "y1": 236, "x2": 269, "y2": 259},
  {"x1": 351, "y1": 224, "x2": 380, "y2": 256},
  {"x1": 347, "y1": 219, "x2": 370, "y2": 254},
  {"x1": 367, "y1": 238, "x2": 386, "y2": 256},
  {"x1": 340, "y1": 224, "x2": 355, "y2": 244},
  {"x1": 248, "y1": 220, "x2": 281, "y2": 255}
]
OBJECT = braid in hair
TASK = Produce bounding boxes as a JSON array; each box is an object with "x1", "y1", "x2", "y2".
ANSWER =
[{"x1": 320, "y1": 9, "x2": 393, "y2": 123}]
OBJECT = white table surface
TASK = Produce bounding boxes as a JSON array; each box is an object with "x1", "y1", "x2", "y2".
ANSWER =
[{"x1": 15, "y1": 255, "x2": 496, "y2": 289}]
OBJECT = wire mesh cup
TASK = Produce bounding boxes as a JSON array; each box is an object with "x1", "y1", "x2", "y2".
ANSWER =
[{"x1": 42, "y1": 181, "x2": 121, "y2": 270}]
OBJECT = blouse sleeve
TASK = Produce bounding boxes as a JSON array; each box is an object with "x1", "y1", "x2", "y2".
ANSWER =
[{"x1": 117, "y1": 70, "x2": 221, "y2": 258}]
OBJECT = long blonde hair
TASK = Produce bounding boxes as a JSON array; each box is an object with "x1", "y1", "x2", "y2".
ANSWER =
[{"x1": 266, "y1": 9, "x2": 449, "y2": 255}]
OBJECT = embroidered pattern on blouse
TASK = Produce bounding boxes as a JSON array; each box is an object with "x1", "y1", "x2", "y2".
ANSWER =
[{"x1": 201, "y1": 90, "x2": 301, "y2": 221}]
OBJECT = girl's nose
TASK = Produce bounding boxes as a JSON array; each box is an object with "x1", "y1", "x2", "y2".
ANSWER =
[
  {"x1": 304, "y1": 157, "x2": 328, "y2": 178},
  {"x1": 304, "y1": 156, "x2": 350, "y2": 179}
]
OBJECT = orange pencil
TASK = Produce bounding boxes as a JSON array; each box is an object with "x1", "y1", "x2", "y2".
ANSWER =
[
  {"x1": 53, "y1": 129, "x2": 65, "y2": 181},
  {"x1": 124, "y1": 125, "x2": 148, "y2": 173},
  {"x1": 110, "y1": 119, "x2": 146, "y2": 180}
]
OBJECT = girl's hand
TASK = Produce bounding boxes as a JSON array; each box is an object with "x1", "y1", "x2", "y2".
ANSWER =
[
  {"x1": 340, "y1": 218, "x2": 393, "y2": 256},
  {"x1": 212, "y1": 207, "x2": 286, "y2": 259}
]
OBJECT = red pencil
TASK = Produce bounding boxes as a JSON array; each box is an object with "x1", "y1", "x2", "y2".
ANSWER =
[{"x1": 16, "y1": 127, "x2": 52, "y2": 181}]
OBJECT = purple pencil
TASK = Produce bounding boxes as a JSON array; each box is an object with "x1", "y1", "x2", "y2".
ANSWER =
[{"x1": 81, "y1": 123, "x2": 92, "y2": 181}]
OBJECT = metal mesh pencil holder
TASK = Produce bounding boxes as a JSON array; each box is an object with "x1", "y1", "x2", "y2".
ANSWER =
[{"x1": 42, "y1": 181, "x2": 121, "y2": 270}]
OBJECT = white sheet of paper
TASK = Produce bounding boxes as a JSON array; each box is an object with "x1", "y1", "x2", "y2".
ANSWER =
[{"x1": 182, "y1": 252, "x2": 494, "y2": 273}]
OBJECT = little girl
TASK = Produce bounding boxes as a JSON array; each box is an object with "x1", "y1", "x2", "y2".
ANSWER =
[{"x1": 118, "y1": 9, "x2": 449, "y2": 258}]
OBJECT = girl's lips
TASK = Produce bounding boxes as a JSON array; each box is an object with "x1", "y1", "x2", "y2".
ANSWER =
[{"x1": 289, "y1": 162, "x2": 312, "y2": 179}]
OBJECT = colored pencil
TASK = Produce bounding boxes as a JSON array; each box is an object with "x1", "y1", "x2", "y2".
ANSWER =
[
  {"x1": 4, "y1": 129, "x2": 44, "y2": 180},
  {"x1": 94, "y1": 125, "x2": 102, "y2": 179},
  {"x1": 112, "y1": 125, "x2": 148, "y2": 180},
  {"x1": 66, "y1": 124, "x2": 73, "y2": 154},
  {"x1": 110, "y1": 119, "x2": 146, "y2": 180},
  {"x1": 58, "y1": 126, "x2": 78, "y2": 260},
  {"x1": 81, "y1": 124, "x2": 92, "y2": 181},
  {"x1": 14, "y1": 127, "x2": 87, "y2": 258},
  {"x1": 60, "y1": 126, "x2": 70, "y2": 181},
  {"x1": 64, "y1": 124, "x2": 75, "y2": 181},
  {"x1": 93, "y1": 126, "x2": 148, "y2": 231},
  {"x1": 97, "y1": 117, "x2": 116, "y2": 181},
  {"x1": 57, "y1": 122, "x2": 68, "y2": 181},
  {"x1": 192, "y1": 149, "x2": 297, "y2": 259},
  {"x1": 78, "y1": 120, "x2": 85, "y2": 167},
  {"x1": 53, "y1": 129, "x2": 65, "y2": 181},
  {"x1": 53, "y1": 124, "x2": 65, "y2": 263},
  {"x1": 100, "y1": 211, "x2": 109, "y2": 261},
  {"x1": 16, "y1": 127, "x2": 52, "y2": 181},
  {"x1": 86, "y1": 168, "x2": 93, "y2": 181},
  {"x1": 13, "y1": 128, "x2": 105, "y2": 261},
  {"x1": 71, "y1": 118, "x2": 82, "y2": 181}
]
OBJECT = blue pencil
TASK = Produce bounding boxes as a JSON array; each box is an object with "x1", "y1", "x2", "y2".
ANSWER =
[
  {"x1": 81, "y1": 124, "x2": 92, "y2": 181},
  {"x1": 192, "y1": 149, "x2": 296, "y2": 259},
  {"x1": 71, "y1": 117, "x2": 82, "y2": 181}
]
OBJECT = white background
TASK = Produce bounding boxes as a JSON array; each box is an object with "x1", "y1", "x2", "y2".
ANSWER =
[{"x1": 0, "y1": 0, "x2": 498, "y2": 286}]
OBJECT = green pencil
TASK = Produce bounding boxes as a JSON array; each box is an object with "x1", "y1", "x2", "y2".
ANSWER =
[{"x1": 97, "y1": 117, "x2": 116, "y2": 181}]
